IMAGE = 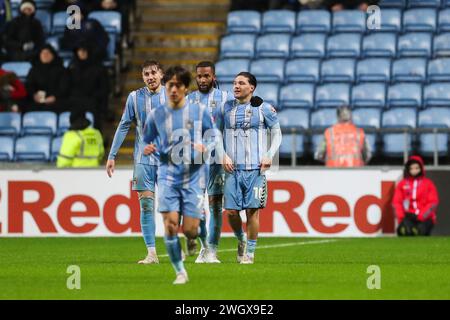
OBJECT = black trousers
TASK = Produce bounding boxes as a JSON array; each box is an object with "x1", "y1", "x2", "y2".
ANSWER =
[{"x1": 397, "y1": 213, "x2": 434, "y2": 236}]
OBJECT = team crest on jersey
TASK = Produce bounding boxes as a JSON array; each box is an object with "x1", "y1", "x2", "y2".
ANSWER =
[
  {"x1": 211, "y1": 101, "x2": 217, "y2": 108},
  {"x1": 185, "y1": 120, "x2": 194, "y2": 130}
]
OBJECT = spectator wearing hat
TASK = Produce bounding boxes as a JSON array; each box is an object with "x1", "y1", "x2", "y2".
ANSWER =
[
  {"x1": 2, "y1": 0, "x2": 44, "y2": 61},
  {"x1": 57, "y1": 109, "x2": 104, "y2": 168}
]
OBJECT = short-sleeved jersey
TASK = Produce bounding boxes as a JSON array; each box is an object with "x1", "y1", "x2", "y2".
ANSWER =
[{"x1": 187, "y1": 88, "x2": 230, "y2": 123}]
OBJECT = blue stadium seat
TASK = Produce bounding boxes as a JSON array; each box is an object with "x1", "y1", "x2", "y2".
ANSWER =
[
  {"x1": 253, "y1": 83, "x2": 280, "y2": 108},
  {"x1": 103, "y1": 33, "x2": 117, "y2": 68},
  {"x1": 311, "y1": 133, "x2": 325, "y2": 156},
  {"x1": 278, "y1": 108, "x2": 310, "y2": 129},
  {"x1": 285, "y1": 58, "x2": 320, "y2": 83},
  {"x1": 14, "y1": 136, "x2": 51, "y2": 162},
  {"x1": 310, "y1": 108, "x2": 337, "y2": 128},
  {"x1": 382, "y1": 107, "x2": 417, "y2": 128},
  {"x1": 216, "y1": 59, "x2": 250, "y2": 83},
  {"x1": 279, "y1": 84, "x2": 315, "y2": 109},
  {"x1": 256, "y1": 34, "x2": 291, "y2": 58},
  {"x1": 419, "y1": 107, "x2": 450, "y2": 128},
  {"x1": 320, "y1": 58, "x2": 355, "y2": 83},
  {"x1": 392, "y1": 58, "x2": 427, "y2": 82},
  {"x1": 438, "y1": 8, "x2": 450, "y2": 32},
  {"x1": 88, "y1": 11, "x2": 122, "y2": 34},
  {"x1": 418, "y1": 107, "x2": 450, "y2": 156},
  {"x1": 408, "y1": 0, "x2": 441, "y2": 8},
  {"x1": 51, "y1": 136, "x2": 62, "y2": 162},
  {"x1": 403, "y1": 8, "x2": 437, "y2": 32},
  {"x1": 378, "y1": 0, "x2": 406, "y2": 8},
  {"x1": 280, "y1": 134, "x2": 305, "y2": 158},
  {"x1": 290, "y1": 34, "x2": 326, "y2": 58},
  {"x1": 227, "y1": 10, "x2": 261, "y2": 33},
  {"x1": 377, "y1": 9, "x2": 402, "y2": 32},
  {"x1": 1, "y1": 62, "x2": 32, "y2": 81},
  {"x1": 351, "y1": 83, "x2": 386, "y2": 109},
  {"x1": 35, "y1": 10, "x2": 51, "y2": 35},
  {"x1": 332, "y1": 10, "x2": 366, "y2": 33},
  {"x1": 382, "y1": 133, "x2": 413, "y2": 157},
  {"x1": 352, "y1": 108, "x2": 382, "y2": 128},
  {"x1": 296, "y1": 10, "x2": 331, "y2": 33},
  {"x1": 387, "y1": 83, "x2": 423, "y2": 108},
  {"x1": 0, "y1": 137, "x2": 14, "y2": 162},
  {"x1": 428, "y1": 58, "x2": 450, "y2": 82},
  {"x1": 22, "y1": 111, "x2": 57, "y2": 136},
  {"x1": 423, "y1": 83, "x2": 450, "y2": 107},
  {"x1": 356, "y1": 58, "x2": 391, "y2": 82},
  {"x1": 52, "y1": 11, "x2": 66, "y2": 35},
  {"x1": 58, "y1": 111, "x2": 94, "y2": 136},
  {"x1": 0, "y1": 112, "x2": 21, "y2": 136},
  {"x1": 362, "y1": 33, "x2": 397, "y2": 58},
  {"x1": 46, "y1": 35, "x2": 72, "y2": 59},
  {"x1": 315, "y1": 83, "x2": 350, "y2": 108},
  {"x1": 262, "y1": 10, "x2": 296, "y2": 33},
  {"x1": 218, "y1": 82, "x2": 234, "y2": 94},
  {"x1": 250, "y1": 59, "x2": 285, "y2": 83},
  {"x1": 220, "y1": 34, "x2": 256, "y2": 59},
  {"x1": 433, "y1": 33, "x2": 450, "y2": 57},
  {"x1": 397, "y1": 32, "x2": 432, "y2": 57},
  {"x1": 418, "y1": 133, "x2": 449, "y2": 156},
  {"x1": 326, "y1": 33, "x2": 361, "y2": 58}
]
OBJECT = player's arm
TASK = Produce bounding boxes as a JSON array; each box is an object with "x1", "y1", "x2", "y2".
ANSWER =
[
  {"x1": 261, "y1": 103, "x2": 282, "y2": 170},
  {"x1": 212, "y1": 101, "x2": 233, "y2": 170},
  {"x1": 56, "y1": 131, "x2": 80, "y2": 168},
  {"x1": 143, "y1": 110, "x2": 158, "y2": 155},
  {"x1": 106, "y1": 93, "x2": 135, "y2": 177},
  {"x1": 362, "y1": 135, "x2": 372, "y2": 164}
]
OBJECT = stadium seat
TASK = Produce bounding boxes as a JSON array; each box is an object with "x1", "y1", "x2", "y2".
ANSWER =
[
  {"x1": 377, "y1": 8, "x2": 402, "y2": 32},
  {"x1": 428, "y1": 58, "x2": 450, "y2": 82},
  {"x1": 58, "y1": 111, "x2": 95, "y2": 136},
  {"x1": 315, "y1": 83, "x2": 351, "y2": 108},
  {"x1": 326, "y1": 33, "x2": 361, "y2": 58},
  {"x1": 438, "y1": 9, "x2": 450, "y2": 32},
  {"x1": 382, "y1": 107, "x2": 417, "y2": 128},
  {"x1": 397, "y1": 32, "x2": 432, "y2": 57},
  {"x1": 262, "y1": 10, "x2": 296, "y2": 33},
  {"x1": 311, "y1": 133, "x2": 325, "y2": 156},
  {"x1": 46, "y1": 35, "x2": 72, "y2": 59},
  {"x1": 256, "y1": 34, "x2": 291, "y2": 58},
  {"x1": 332, "y1": 10, "x2": 366, "y2": 33},
  {"x1": 250, "y1": 59, "x2": 285, "y2": 83},
  {"x1": 220, "y1": 34, "x2": 256, "y2": 59},
  {"x1": 35, "y1": 10, "x2": 51, "y2": 35},
  {"x1": 423, "y1": 83, "x2": 450, "y2": 107},
  {"x1": 387, "y1": 83, "x2": 423, "y2": 108},
  {"x1": 418, "y1": 107, "x2": 450, "y2": 156},
  {"x1": 52, "y1": 11, "x2": 67, "y2": 35},
  {"x1": 14, "y1": 136, "x2": 51, "y2": 162},
  {"x1": 320, "y1": 58, "x2": 355, "y2": 83},
  {"x1": 290, "y1": 34, "x2": 326, "y2": 58},
  {"x1": 351, "y1": 83, "x2": 386, "y2": 109},
  {"x1": 216, "y1": 59, "x2": 250, "y2": 83},
  {"x1": 285, "y1": 58, "x2": 320, "y2": 83},
  {"x1": 419, "y1": 107, "x2": 450, "y2": 128},
  {"x1": 253, "y1": 83, "x2": 280, "y2": 108},
  {"x1": 392, "y1": 58, "x2": 427, "y2": 82},
  {"x1": 378, "y1": 0, "x2": 406, "y2": 8},
  {"x1": 279, "y1": 133, "x2": 305, "y2": 158},
  {"x1": 0, "y1": 137, "x2": 14, "y2": 162},
  {"x1": 432, "y1": 33, "x2": 450, "y2": 57},
  {"x1": 218, "y1": 82, "x2": 233, "y2": 94},
  {"x1": 279, "y1": 84, "x2": 315, "y2": 109},
  {"x1": 1, "y1": 62, "x2": 32, "y2": 81},
  {"x1": 277, "y1": 108, "x2": 310, "y2": 129},
  {"x1": 352, "y1": 108, "x2": 382, "y2": 129},
  {"x1": 403, "y1": 8, "x2": 437, "y2": 32},
  {"x1": 296, "y1": 10, "x2": 331, "y2": 33},
  {"x1": 51, "y1": 136, "x2": 62, "y2": 162},
  {"x1": 103, "y1": 33, "x2": 117, "y2": 68},
  {"x1": 356, "y1": 58, "x2": 391, "y2": 82},
  {"x1": 88, "y1": 11, "x2": 122, "y2": 35},
  {"x1": 310, "y1": 108, "x2": 337, "y2": 129},
  {"x1": 408, "y1": 0, "x2": 441, "y2": 8},
  {"x1": 418, "y1": 133, "x2": 449, "y2": 156},
  {"x1": 362, "y1": 33, "x2": 397, "y2": 58},
  {"x1": 382, "y1": 133, "x2": 413, "y2": 157},
  {"x1": 227, "y1": 10, "x2": 261, "y2": 33},
  {"x1": 22, "y1": 111, "x2": 57, "y2": 136},
  {"x1": 0, "y1": 112, "x2": 21, "y2": 136}
]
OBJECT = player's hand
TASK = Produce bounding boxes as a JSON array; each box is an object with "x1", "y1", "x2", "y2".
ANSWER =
[
  {"x1": 143, "y1": 143, "x2": 157, "y2": 155},
  {"x1": 223, "y1": 154, "x2": 234, "y2": 173},
  {"x1": 106, "y1": 159, "x2": 115, "y2": 178},
  {"x1": 260, "y1": 157, "x2": 272, "y2": 172},
  {"x1": 192, "y1": 142, "x2": 207, "y2": 153}
]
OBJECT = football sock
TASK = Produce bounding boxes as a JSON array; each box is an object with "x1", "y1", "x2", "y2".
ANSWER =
[
  {"x1": 246, "y1": 239, "x2": 257, "y2": 258},
  {"x1": 164, "y1": 235, "x2": 185, "y2": 273},
  {"x1": 207, "y1": 201, "x2": 223, "y2": 250},
  {"x1": 140, "y1": 197, "x2": 155, "y2": 248},
  {"x1": 199, "y1": 214, "x2": 208, "y2": 249}
]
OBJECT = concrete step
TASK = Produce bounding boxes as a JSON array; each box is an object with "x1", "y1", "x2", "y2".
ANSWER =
[
  {"x1": 131, "y1": 46, "x2": 218, "y2": 60},
  {"x1": 133, "y1": 33, "x2": 220, "y2": 47},
  {"x1": 130, "y1": 59, "x2": 201, "y2": 72},
  {"x1": 139, "y1": 8, "x2": 228, "y2": 22},
  {"x1": 138, "y1": 0, "x2": 229, "y2": 6},
  {"x1": 136, "y1": 21, "x2": 225, "y2": 34}
]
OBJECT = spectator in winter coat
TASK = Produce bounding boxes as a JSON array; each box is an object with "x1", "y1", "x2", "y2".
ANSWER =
[
  {"x1": 392, "y1": 155, "x2": 439, "y2": 236},
  {"x1": 0, "y1": 68, "x2": 27, "y2": 111}
]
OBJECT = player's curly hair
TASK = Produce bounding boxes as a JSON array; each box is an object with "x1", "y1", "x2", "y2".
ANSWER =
[{"x1": 163, "y1": 65, "x2": 191, "y2": 88}]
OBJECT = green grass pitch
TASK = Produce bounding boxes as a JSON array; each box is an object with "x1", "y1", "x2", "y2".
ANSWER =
[{"x1": 1, "y1": 237, "x2": 450, "y2": 299}]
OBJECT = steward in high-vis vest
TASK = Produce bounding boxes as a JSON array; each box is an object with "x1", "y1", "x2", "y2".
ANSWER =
[
  {"x1": 57, "y1": 110, "x2": 104, "y2": 168},
  {"x1": 314, "y1": 106, "x2": 372, "y2": 167}
]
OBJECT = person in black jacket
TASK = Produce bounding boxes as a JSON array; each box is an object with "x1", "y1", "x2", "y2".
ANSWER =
[
  {"x1": 66, "y1": 42, "x2": 109, "y2": 129},
  {"x1": 2, "y1": 0, "x2": 44, "y2": 61},
  {"x1": 25, "y1": 44, "x2": 70, "y2": 113}
]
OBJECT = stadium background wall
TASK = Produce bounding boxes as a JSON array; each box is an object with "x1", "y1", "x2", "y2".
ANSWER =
[{"x1": 0, "y1": 168, "x2": 448, "y2": 237}]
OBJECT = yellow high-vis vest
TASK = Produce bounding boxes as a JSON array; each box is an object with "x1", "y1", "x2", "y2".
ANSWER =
[{"x1": 57, "y1": 127, "x2": 104, "y2": 168}]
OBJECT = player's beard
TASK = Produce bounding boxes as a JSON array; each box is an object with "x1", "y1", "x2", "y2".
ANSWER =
[{"x1": 197, "y1": 81, "x2": 213, "y2": 94}]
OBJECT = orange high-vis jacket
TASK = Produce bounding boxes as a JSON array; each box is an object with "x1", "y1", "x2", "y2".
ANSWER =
[{"x1": 324, "y1": 123, "x2": 365, "y2": 167}]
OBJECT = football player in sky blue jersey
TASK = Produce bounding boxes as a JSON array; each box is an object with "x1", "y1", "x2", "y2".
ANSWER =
[
  {"x1": 187, "y1": 61, "x2": 230, "y2": 264},
  {"x1": 106, "y1": 61, "x2": 166, "y2": 264},
  {"x1": 143, "y1": 66, "x2": 216, "y2": 284},
  {"x1": 215, "y1": 72, "x2": 282, "y2": 264}
]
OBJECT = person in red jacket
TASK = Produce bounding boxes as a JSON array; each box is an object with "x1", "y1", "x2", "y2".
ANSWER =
[
  {"x1": 392, "y1": 155, "x2": 439, "y2": 236},
  {"x1": 0, "y1": 68, "x2": 27, "y2": 112}
]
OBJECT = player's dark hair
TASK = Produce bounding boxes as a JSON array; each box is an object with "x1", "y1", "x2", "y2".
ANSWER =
[
  {"x1": 141, "y1": 60, "x2": 163, "y2": 72},
  {"x1": 236, "y1": 72, "x2": 257, "y2": 88},
  {"x1": 163, "y1": 65, "x2": 191, "y2": 88},
  {"x1": 196, "y1": 61, "x2": 215, "y2": 74}
]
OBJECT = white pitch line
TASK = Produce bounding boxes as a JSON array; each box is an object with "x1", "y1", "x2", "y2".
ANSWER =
[{"x1": 157, "y1": 239, "x2": 337, "y2": 258}]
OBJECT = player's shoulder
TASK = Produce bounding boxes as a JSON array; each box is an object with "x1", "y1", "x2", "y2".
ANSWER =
[{"x1": 261, "y1": 101, "x2": 277, "y2": 114}]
